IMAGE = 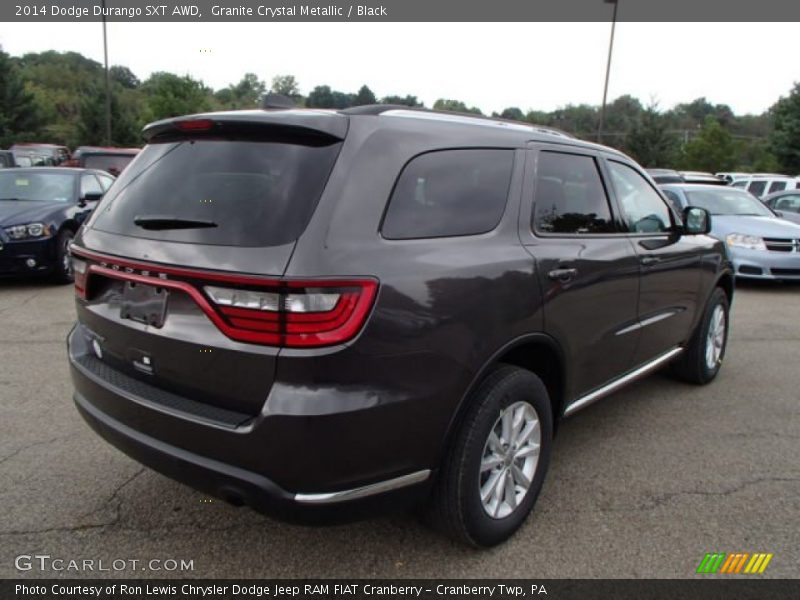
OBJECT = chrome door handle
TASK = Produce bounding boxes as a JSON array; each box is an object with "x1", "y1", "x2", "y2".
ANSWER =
[
  {"x1": 548, "y1": 268, "x2": 578, "y2": 282},
  {"x1": 640, "y1": 256, "x2": 661, "y2": 266}
]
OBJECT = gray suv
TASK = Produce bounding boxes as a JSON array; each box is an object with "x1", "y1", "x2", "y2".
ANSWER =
[{"x1": 68, "y1": 106, "x2": 733, "y2": 546}]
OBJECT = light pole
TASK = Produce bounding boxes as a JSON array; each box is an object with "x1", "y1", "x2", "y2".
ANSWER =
[
  {"x1": 597, "y1": 0, "x2": 618, "y2": 144},
  {"x1": 101, "y1": 0, "x2": 112, "y2": 145}
]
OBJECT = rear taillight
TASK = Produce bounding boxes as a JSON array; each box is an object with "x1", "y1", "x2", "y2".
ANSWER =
[
  {"x1": 72, "y1": 257, "x2": 88, "y2": 298},
  {"x1": 71, "y1": 246, "x2": 378, "y2": 349},
  {"x1": 205, "y1": 280, "x2": 378, "y2": 348}
]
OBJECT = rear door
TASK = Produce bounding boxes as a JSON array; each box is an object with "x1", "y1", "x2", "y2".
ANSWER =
[
  {"x1": 520, "y1": 144, "x2": 641, "y2": 398},
  {"x1": 72, "y1": 124, "x2": 344, "y2": 417},
  {"x1": 604, "y1": 159, "x2": 704, "y2": 364}
]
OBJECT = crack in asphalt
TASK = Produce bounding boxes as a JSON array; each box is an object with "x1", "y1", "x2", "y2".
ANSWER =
[
  {"x1": 0, "y1": 434, "x2": 77, "y2": 467},
  {"x1": 0, "y1": 290, "x2": 46, "y2": 315},
  {"x1": 0, "y1": 466, "x2": 146, "y2": 537}
]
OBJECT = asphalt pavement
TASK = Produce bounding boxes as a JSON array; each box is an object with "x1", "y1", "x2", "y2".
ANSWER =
[{"x1": 0, "y1": 278, "x2": 798, "y2": 578}]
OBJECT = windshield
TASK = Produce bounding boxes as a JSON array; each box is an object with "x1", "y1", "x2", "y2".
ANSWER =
[
  {"x1": 90, "y1": 137, "x2": 342, "y2": 247},
  {"x1": 0, "y1": 172, "x2": 74, "y2": 202},
  {"x1": 685, "y1": 189, "x2": 774, "y2": 217}
]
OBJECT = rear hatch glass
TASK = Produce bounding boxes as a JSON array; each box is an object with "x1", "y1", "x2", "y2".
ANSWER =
[{"x1": 89, "y1": 137, "x2": 342, "y2": 247}]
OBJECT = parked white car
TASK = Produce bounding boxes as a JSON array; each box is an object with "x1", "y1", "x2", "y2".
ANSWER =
[{"x1": 730, "y1": 176, "x2": 800, "y2": 198}]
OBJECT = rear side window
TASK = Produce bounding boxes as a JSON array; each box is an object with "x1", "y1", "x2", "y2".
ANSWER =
[
  {"x1": 382, "y1": 149, "x2": 514, "y2": 239},
  {"x1": 747, "y1": 181, "x2": 767, "y2": 197},
  {"x1": 768, "y1": 180, "x2": 787, "y2": 194},
  {"x1": 90, "y1": 138, "x2": 341, "y2": 247},
  {"x1": 533, "y1": 152, "x2": 615, "y2": 234}
]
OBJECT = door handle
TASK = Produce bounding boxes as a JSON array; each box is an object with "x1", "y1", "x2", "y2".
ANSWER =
[
  {"x1": 640, "y1": 255, "x2": 661, "y2": 266},
  {"x1": 548, "y1": 268, "x2": 578, "y2": 282}
]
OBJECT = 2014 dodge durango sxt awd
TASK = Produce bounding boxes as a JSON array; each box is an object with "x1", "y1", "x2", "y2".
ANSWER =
[{"x1": 67, "y1": 105, "x2": 733, "y2": 546}]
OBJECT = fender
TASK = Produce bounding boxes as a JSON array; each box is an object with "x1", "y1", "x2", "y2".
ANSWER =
[{"x1": 435, "y1": 331, "x2": 567, "y2": 466}]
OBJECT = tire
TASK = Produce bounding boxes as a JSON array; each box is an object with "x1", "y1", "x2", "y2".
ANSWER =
[
  {"x1": 670, "y1": 287, "x2": 729, "y2": 384},
  {"x1": 427, "y1": 364, "x2": 553, "y2": 547},
  {"x1": 50, "y1": 229, "x2": 74, "y2": 284}
]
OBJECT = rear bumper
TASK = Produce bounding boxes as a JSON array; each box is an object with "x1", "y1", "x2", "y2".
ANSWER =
[
  {"x1": 68, "y1": 324, "x2": 436, "y2": 521},
  {"x1": 74, "y1": 390, "x2": 430, "y2": 521}
]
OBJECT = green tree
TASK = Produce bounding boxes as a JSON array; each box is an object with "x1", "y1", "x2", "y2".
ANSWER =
[
  {"x1": 352, "y1": 85, "x2": 376, "y2": 106},
  {"x1": 271, "y1": 74, "x2": 300, "y2": 97},
  {"x1": 433, "y1": 99, "x2": 482, "y2": 115},
  {"x1": 381, "y1": 94, "x2": 423, "y2": 107},
  {"x1": 626, "y1": 103, "x2": 679, "y2": 167},
  {"x1": 77, "y1": 83, "x2": 140, "y2": 146},
  {"x1": 499, "y1": 107, "x2": 525, "y2": 121},
  {"x1": 142, "y1": 72, "x2": 211, "y2": 120},
  {"x1": 679, "y1": 116, "x2": 738, "y2": 172},
  {"x1": 109, "y1": 65, "x2": 140, "y2": 89},
  {"x1": 769, "y1": 82, "x2": 800, "y2": 173},
  {"x1": 0, "y1": 51, "x2": 41, "y2": 145},
  {"x1": 306, "y1": 85, "x2": 334, "y2": 108}
]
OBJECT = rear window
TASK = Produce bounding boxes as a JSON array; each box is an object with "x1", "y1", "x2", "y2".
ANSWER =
[
  {"x1": 83, "y1": 154, "x2": 136, "y2": 176},
  {"x1": 381, "y1": 149, "x2": 514, "y2": 239},
  {"x1": 90, "y1": 138, "x2": 341, "y2": 247}
]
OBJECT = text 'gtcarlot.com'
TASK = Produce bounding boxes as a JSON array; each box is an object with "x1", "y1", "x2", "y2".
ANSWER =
[{"x1": 14, "y1": 554, "x2": 194, "y2": 572}]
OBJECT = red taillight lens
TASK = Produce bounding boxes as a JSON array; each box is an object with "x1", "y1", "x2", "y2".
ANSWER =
[
  {"x1": 205, "y1": 279, "x2": 378, "y2": 348},
  {"x1": 72, "y1": 257, "x2": 88, "y2": 299},
  {"x1": 70, "y1": 248, "x2": 377, "y2": 348},
  {"x1": 175, "y1": 118, "x2": 214, "y2": 132}
]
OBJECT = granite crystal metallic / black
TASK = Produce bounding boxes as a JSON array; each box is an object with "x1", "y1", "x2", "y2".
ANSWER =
[{"x1": 67, "y1": 104, "x2": 733, "y2": 546}]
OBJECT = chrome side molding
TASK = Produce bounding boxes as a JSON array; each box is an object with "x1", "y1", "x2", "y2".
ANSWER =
[
  {"x1": 294, "y1": 469, "x2": 431, "y2": 504},
  {"x1": 564, "y1": 347, "x2": 683, "y2": 417}
]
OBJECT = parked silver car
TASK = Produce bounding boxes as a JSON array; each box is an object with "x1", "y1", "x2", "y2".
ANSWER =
[
  {"x1": 662, "y1": 184, "x2": 800, "y2": 280},
  {"x1": 762, "y1": 190, "x2": 800, "y2": 226}
]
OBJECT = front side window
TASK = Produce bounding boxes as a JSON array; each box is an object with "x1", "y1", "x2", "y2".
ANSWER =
[
  {"x1": 773, "y1": 194, "x2": 800, "y2": 213},
  {"x1": 607, "y1": 161, "x2": 672, "y2": 233},
  {"x1": 532, "y1": 152, "x2": 614, "y2": 234},
  {"x1": 382, "y1": 149, "x2": 514, "y2": 239}
]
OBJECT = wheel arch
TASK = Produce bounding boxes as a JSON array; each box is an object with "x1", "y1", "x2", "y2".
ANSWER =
[{"x1": 437, "y1": 333, "x2": 567, "y2": 467}]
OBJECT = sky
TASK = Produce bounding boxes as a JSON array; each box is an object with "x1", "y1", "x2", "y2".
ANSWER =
[{"x1": 0, "y1": 22, "x2": 796, "y2": 115}]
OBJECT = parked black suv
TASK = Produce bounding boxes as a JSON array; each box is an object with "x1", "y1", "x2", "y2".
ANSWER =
[{"x1": 67, "y1": 106, "x2": 733, "y2": 546}]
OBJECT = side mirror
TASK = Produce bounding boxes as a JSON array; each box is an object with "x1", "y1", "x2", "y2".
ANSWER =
[
  {"x1": 682, "y1": 206, "x2": 711, "y2": 235},
  {"x1": 79, "y1": 191, "x2": 104, "y2": 207},
  {"x1": 775, "y1": 210, "x2": 785, "y2": 218}
]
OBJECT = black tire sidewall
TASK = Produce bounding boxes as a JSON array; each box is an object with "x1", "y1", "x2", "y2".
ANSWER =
[
  {"x1": 52, "y1": 229, "x2": 74, "y2": 283},
  {"x1": 457, "y1": 368, "x2": 553, "y2": 546},
  {"x1": 695, "y1": 288, "x2": 729, "y2": 382}
]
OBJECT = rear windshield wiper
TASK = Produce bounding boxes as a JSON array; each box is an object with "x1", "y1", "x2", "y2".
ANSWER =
[{"x1": 133, "y1": 215, "x2": 218, "y2": 230}]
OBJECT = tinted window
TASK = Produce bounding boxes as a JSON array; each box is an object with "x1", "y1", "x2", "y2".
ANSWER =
[
  {"x1": 84, "y1": 154, "x2": 136, "y2": 177},
  {"x1": 533, "y1": 152, "x2": 614, "y2": 234},
  {"x1": 80, "y1": 174, "x2": 103, "y2": 198},
  {"x1": 748, "y1": 181, "x2": 767, "y2": 197},
  {"x1": 382, "y1": 149, "x2": 513, "y2": 239},
  {"x1": 608, "y1": 161, "x2": 672, "y2": 233},
  {"x1": 90, "y1": 138, "x2": 342, "y2": 247},
  {"x1": 768, "y1": 180, "x2": 787, "y2": 194}
]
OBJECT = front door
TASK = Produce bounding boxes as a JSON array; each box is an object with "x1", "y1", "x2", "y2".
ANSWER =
[{"x1": 520, "y1": 146, "x2": 641, "y2": 400}]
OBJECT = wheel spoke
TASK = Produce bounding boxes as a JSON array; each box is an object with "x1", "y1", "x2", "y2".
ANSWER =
[
  {"x1": 501, "y1": 409, "x2": 512, "y2": 444},
  {"x1": 515, "y1": 443, "x2": 540, "y2": 459},
  {"x1": 510, "y1": 406, "x2": 525, "y2": 445},
  {"x1": 487, "y1": 431, "x2": 503, "y2": 454},
  {"x1": 481, "y1": 455, "x2": 504, "y2": 472},
  {"x1": 504, "y1": 471, "x2": 517, "y2": 510},
  {"x1": 481, "y1": 470, "x2": 503, "y2": 503},
  {"x1": 512, "y1": 464, "x2": 531, "y2": 489},
  {"x1": 516, "y1": 419, "x2": 539, "y2": 446}
]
